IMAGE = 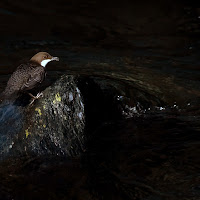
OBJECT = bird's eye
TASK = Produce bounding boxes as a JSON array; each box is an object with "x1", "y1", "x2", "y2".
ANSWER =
[{"x1": 43, "y1": 56, "x2": 47, "y2": 59}]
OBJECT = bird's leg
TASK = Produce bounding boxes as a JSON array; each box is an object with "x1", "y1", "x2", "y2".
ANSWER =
[{"x1": 28, "y1": 92, "x2": 43, "y2": 105}]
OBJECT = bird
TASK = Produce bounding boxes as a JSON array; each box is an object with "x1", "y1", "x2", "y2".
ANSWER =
[{"x1": 0, "y1": 52, "x2": 59, "y2": 104}]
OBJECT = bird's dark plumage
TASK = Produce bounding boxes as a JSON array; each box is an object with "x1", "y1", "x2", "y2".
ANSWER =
[
  {"x1": 0, "y1": 52, "x2": 59, "y2": 102},
  {"x1": 2, "y1": 62, "x2": 46, "y2": 99}
]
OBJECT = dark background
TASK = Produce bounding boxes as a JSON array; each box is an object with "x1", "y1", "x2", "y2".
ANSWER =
[
  {"x1": 0, "y1": 0, "x2": 200, "y2": 39},
  {"x1": 0, "y1": 0, "x2": 200, "y2": 58}
]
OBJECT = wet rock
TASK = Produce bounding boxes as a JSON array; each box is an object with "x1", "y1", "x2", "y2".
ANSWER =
[{"x1": 0, "y1": 75, "x2": 85, "y2": 160}]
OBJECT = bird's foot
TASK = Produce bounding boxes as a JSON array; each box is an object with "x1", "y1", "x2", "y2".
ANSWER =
[{"x1": 29, "y1": 92, "x2": 43, "y2": 105}]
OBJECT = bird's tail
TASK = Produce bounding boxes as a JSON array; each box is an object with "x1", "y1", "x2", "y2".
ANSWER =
[
  {"x1": 0, "y1": 90, "x2": 13, "y2": 103},
  {"x1": 0, "y1": 91, "x2": 6, "y2": 103}
]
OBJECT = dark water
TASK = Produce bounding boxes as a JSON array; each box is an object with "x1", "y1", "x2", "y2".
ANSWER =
[
  {"x1": 0, "y1": 1, "x2": 200, "y2": 199},
  {"x1": 0, "y1": 37, "x2": 199, "y2": 200}
]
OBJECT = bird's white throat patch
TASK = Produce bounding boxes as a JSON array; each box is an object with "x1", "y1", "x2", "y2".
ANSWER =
[{"x1": 41, "y1": 59, "x2": 52, "y2": 67}]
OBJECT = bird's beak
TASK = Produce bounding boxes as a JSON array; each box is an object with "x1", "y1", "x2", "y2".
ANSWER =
[{"x1": 51, "y1": 57, "x2": 59, "y2": 61}]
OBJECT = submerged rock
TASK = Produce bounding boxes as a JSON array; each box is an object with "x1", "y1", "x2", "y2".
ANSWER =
[{"x1": 0, "y1": 75, "x2": 85, "y2": 160}]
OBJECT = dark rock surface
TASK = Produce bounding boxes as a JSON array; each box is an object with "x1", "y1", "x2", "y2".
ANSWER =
[{"x1": 0, "y1": 75, "x2": 85, "y2": 160}]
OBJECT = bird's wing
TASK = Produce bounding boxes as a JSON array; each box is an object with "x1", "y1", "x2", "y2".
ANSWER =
[{"x1": 21, "y1": 67, "x2": 45, "y2": 91}]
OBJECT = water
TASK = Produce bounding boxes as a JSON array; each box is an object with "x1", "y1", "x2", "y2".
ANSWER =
[
  {"x1": 0, "y1": 37, "x2": 199, "y2": 199},
  {"x1": 0, "y1": 0, "x2": 200, "y2": 197}
]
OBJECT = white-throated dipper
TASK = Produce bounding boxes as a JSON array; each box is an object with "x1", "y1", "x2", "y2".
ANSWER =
[{"x1": 0, "y1": 52, "x2": 59, "y2": 104}]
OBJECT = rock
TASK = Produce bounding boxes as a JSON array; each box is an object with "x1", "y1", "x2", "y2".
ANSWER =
[{"x1": 0, "y1": 75, "x2": 85, "y2": 160}]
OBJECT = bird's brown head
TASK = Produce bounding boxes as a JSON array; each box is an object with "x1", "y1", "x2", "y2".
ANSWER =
[{"x1": 30, "y1": 52, "x2": 59, "y2": 67}]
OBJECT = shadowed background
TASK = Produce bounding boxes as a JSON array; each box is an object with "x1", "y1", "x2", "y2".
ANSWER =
[{"x1": 0, "y1": 0, "x2": 200, "y2": 72}]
